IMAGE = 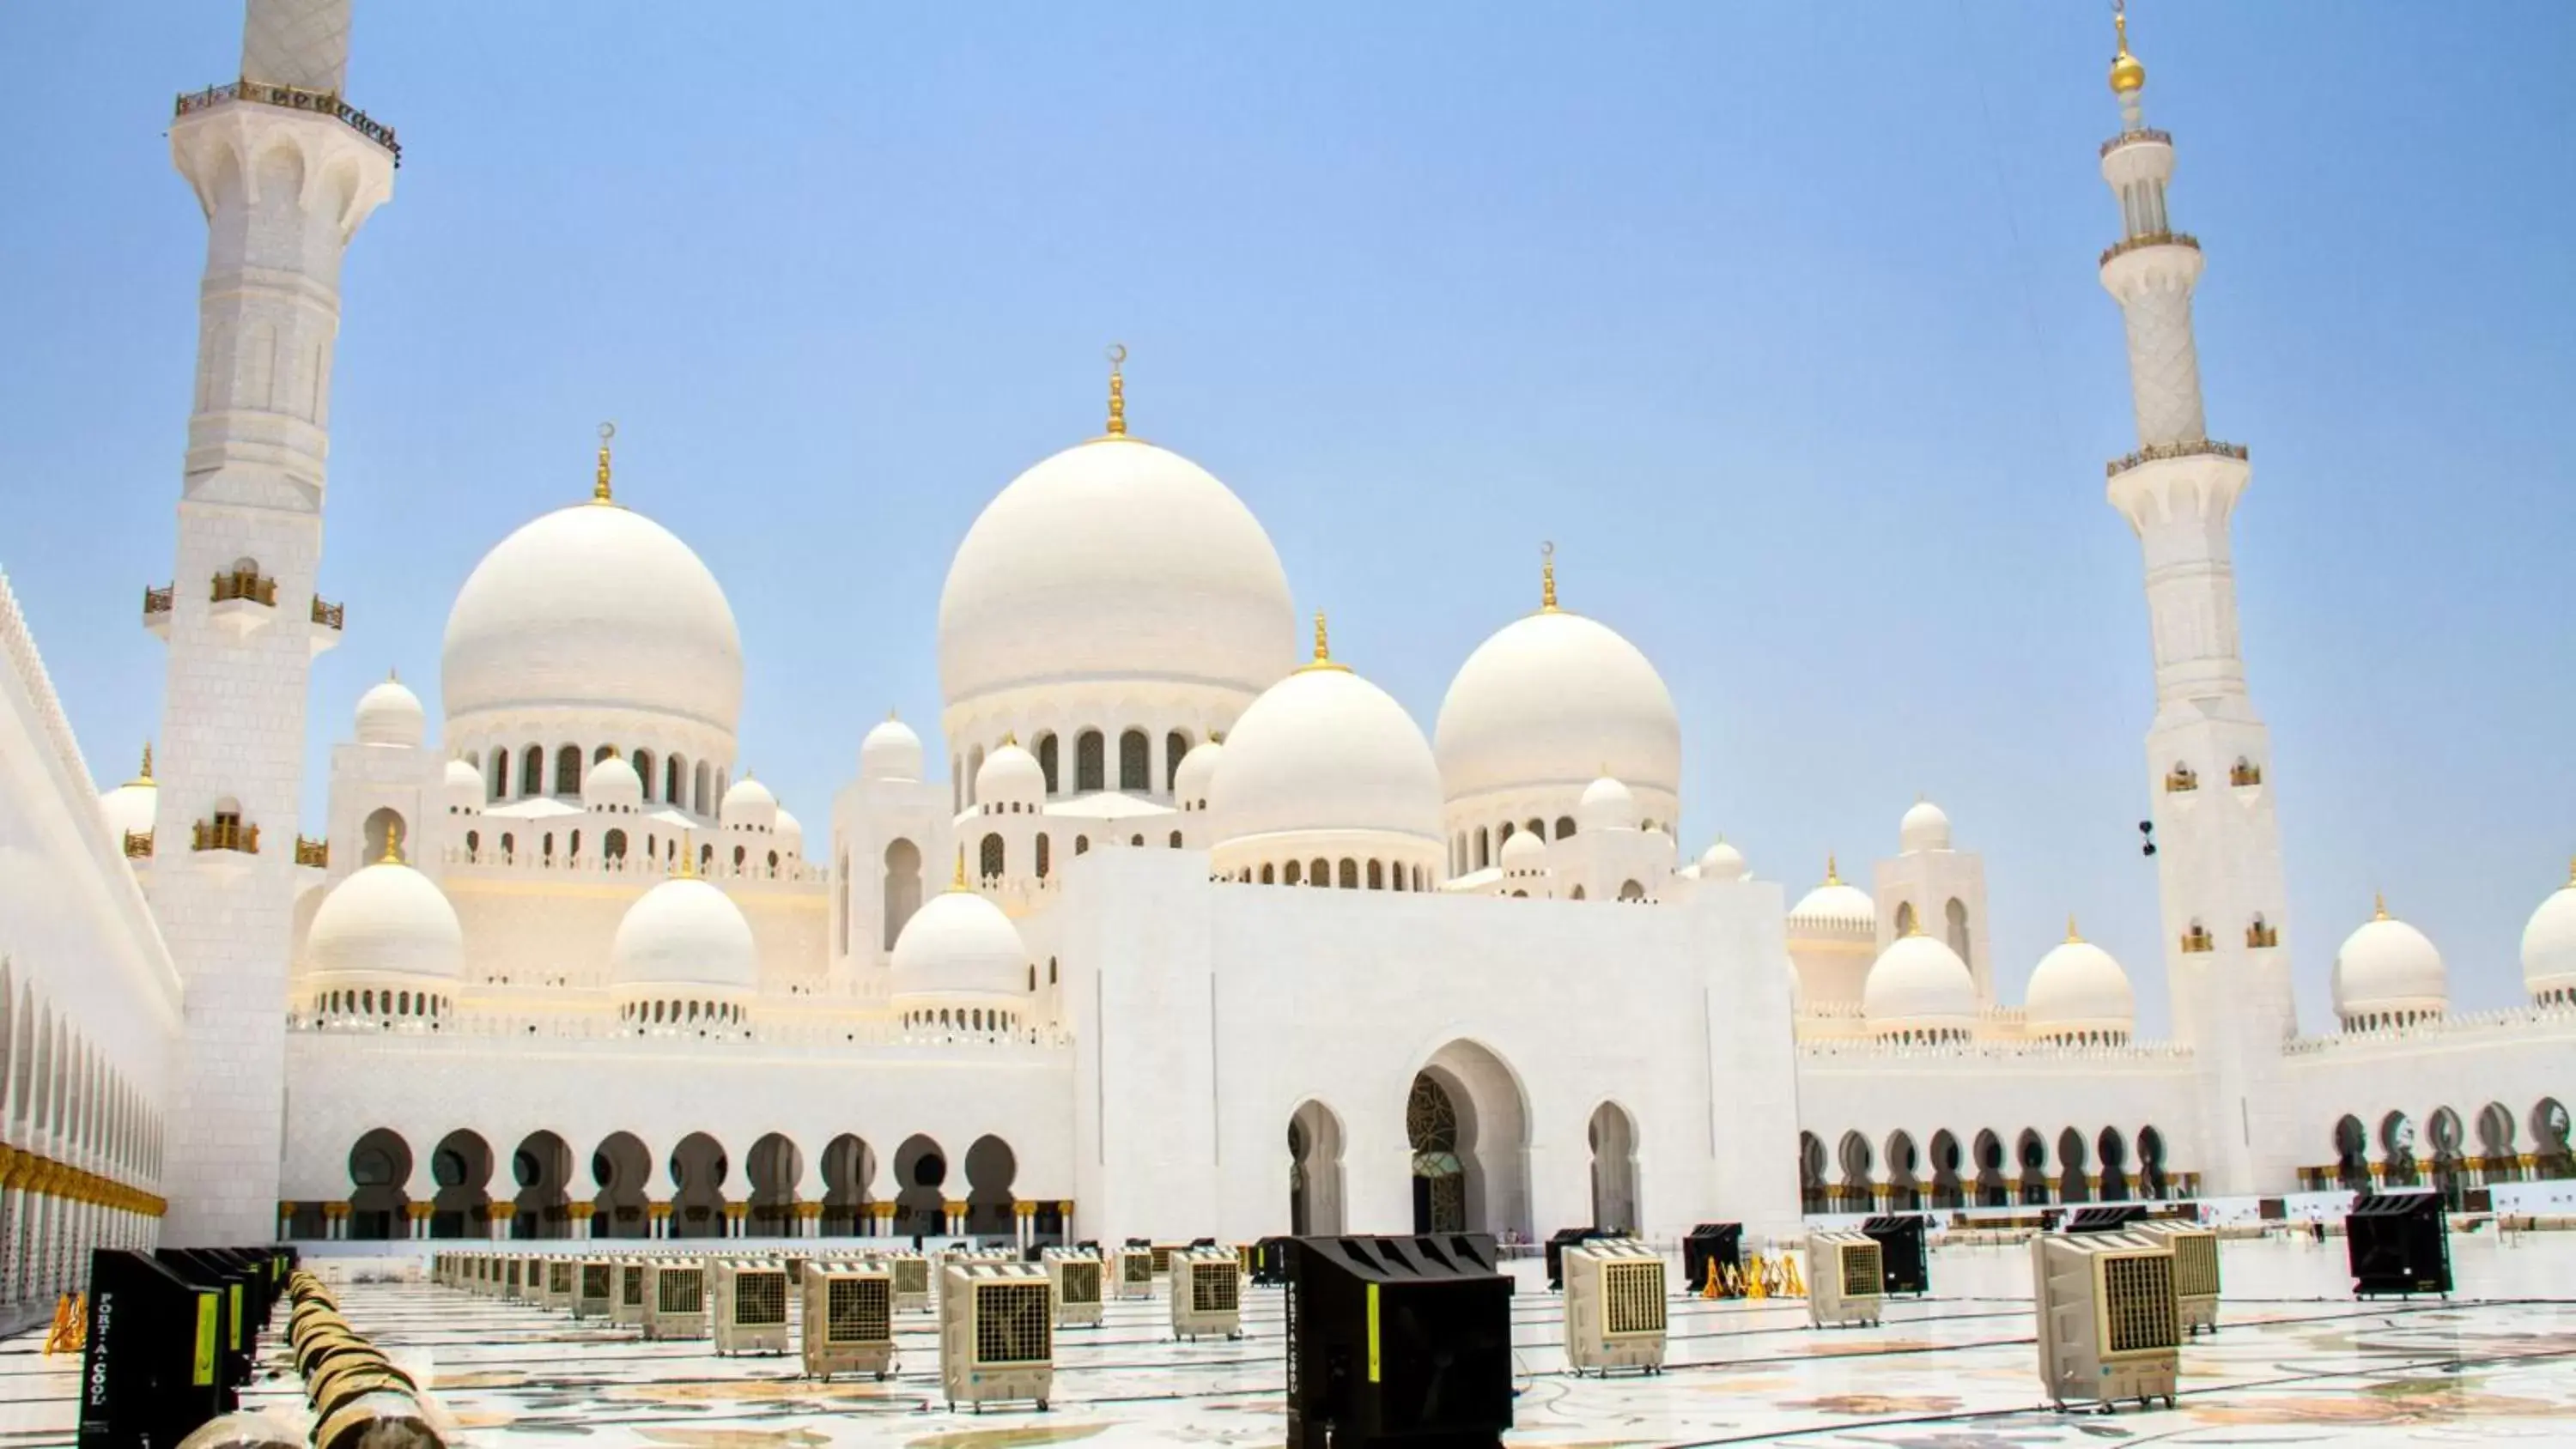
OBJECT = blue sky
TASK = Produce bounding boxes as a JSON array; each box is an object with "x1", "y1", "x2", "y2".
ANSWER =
[{"x1": 2, "y1": 3, "x2": 2568, "y2": 1037}]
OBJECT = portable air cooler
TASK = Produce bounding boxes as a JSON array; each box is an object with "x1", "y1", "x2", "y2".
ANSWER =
[
  {"x1": 525, "y1": 1256, "x2": 550, "y2": 1303},
  {"x1": 2133, "y1": 1221, "x2": 2221, "y2": 1333},
  {"x1": 573, "y1": 1259, "x2": 615, "y2": 1319},
  {"x1": 2032, "y1": 1229, "x2": 2179, "y2": 1411},
  {"x1": 711, "y1": 1260, "x2": 792, "y2": 1355},
  {"x1": 2347, "y1": 1191, "x2": 2451, "y2": 1298},
  {"x1": 1042, "y1": 1247, "x2": 1103, "y2": 1327},
  {"x1": 939, "y1": 1261, "x2": 1054, "y2": 1412},
  {"x1": 614, "y1": 1260, "x2": 649, "y2": 1326},
  {"x1": 801, "y1": 1261, "x2": 897, "y2": 1380},
  {"x1": 1806, "y1": 1231, "x2": 1884, "y2": 1328},
  {"x1": 1285, "y1": 1234, "x2": 1513, "y2": 1449},
  {"x1": 644, "y1": 1259, "x2": 710, "y2": 1341},
  {"x1": 1114, "y1": 1246, "x2": 1157, "y2": 1300},
  {"x1": 1170, "y1": 1246, "x2": 1244, "y2": 1341},
  {"x1": 544, "y1": 1258, "x2": 576, "y2": 1311},
  {"x1": 1562, "y1": 1238, "x2": 1667, "y2": 1373},
  {"x1": 501, "y1": 1258, "x2": 525, "y2": 1300},
  {"x1": 874, "y1": 1252, "x2": 932, "y2": 1314}
]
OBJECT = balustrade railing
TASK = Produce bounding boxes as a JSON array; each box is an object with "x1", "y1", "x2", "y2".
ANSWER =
[
  {"x1": 192, "y1": 818, "x2": 258, "y2": 853},
  {"x1": 310, "y1": 597, "x2": 343, "y2": 630},
  {"x1": 210, "y1": 569, "x2": 276, "y2": 606},
  {"x1": 2108, "y1": 438, "x2": 2248, "y2": 479},
  {"x1": 2099, "y1": 127, "x2": 2172, "y2": 159},
  {"x1": 123, "y1": 829, "x2": 154, "y2": 859},
  {"x1": 143, "y1": 585, "x2": 173, "y2": 617},
  {"x1": 174, "y1": 79, "x2": 401, "y2": 163},
  {"x1": 2099, "y1": 229, "x2": 2199, "y2": 268},
  {"x1": 295, "y1": 836, "x2": 330, "y2": 868}
]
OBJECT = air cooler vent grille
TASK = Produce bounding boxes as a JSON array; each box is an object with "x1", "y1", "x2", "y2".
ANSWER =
[
  {"x1": 2168, "y1": 1234, "x2": 2218, "y2": 1299},
  {"x1": 1123, "y1": 1252, "x2": 1154, "y2": 1284},
  {"x1": 620, "y1": 1264, "x2": 645, "y2": 1305},
  {"x1": 1060, "y1": 1259, "x2": 1101, "y2": 1304},
  {"x1": 734, "y1": 1270, "x2": 787, "y2": 1325},
  {"x1": 581, "y1": 1264, "x2": 611, "y2": 1298},
  {"x1": 892, "y1": 1258, "x2": 929, "y2": 1294},
  {"x1": 658, "y1": 1267, "x2": 705, "y2": 1313},
  {"x1": 1602, "y1": 1258, "x2": 1666, "y2": 1336},
  {"x1": 1841, "y1": 1240, "x2": 1883, "y2": 1298},
  {"x1": 1190, "y1": 1261, "x2": 1240, "y2": 1313},
  {"x1": 2102, "y1": 1254, "x2": 2178, "y2": 1353},
  {"x1": 975, "y1": 1281, "x2": 1052, "y2": 1364},
  {"x1": 549, "y1": 1261, "x2": 572, "y2": 1292},
  {"x1": 828, "y1": 1276, "x2": 890, "y2": 1343}
]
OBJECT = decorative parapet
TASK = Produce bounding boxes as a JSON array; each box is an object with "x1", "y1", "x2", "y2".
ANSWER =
[
  {"x1": 123, "y1": 830, "x2": 154, "y2": 859},
  {"x1": 192, "y1": 818, "x2": 259, "y2": 853},
  {"x1": 2099, "y1": 126, "x2": 2172, "y2": 159},
  {"x1": 0, "y1": 572, "x2": 102, "y2": 815},
  {"x1": 2099, "y1": 230, "x2": 2201, "y2": 268},
  {"x1": 2164, "y1": 763, "x2": 2198, "y2": 792},
  {"x1": 288, "y1": 1003, "x2": 1075, "y2": 1052},
  {"x1": 2283, "y1": 1000, "x2": 2576, "y2": 1056},
  {"x1": 174, "y1": 79, "x2": 401, "y2": 164},
  {"x1": 294, "y1": 836, "x2": 329, "y2": 868},
  {"x1": 2108, "y1": 437, "x2": 2248, "y2": 480},
  {"x1": 210, "y1": 568, "x2": 276, "y2": 606},
  {"x1": 143, "y1": 585, "x2": 173, "y2": 619},
  {"x1": 1798, "y1": 1037, "x2": 2190, "y2": 1064},
  {"x1": 2245, "y1": 919, "x2": 2279, "y2": 949},
  {"x1": 310, "y1": 597, "x2": 343, "y2": 631},
  {"x1": 2178, "y1": 923, "x2": 2215, "y2": 954}
]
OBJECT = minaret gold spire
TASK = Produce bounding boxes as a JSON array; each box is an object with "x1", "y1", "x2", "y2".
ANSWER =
[
  {"x1": 2067, "y1": 913, "x2": 2083, "y2": 943},
  {"x1": 1104, "y1": 343, "x2": 1127, "y2": 438},
  {"x1": 2110, "y1": 1, "x2": 2145, "y2": 94},
  {"x1": 136, "y1": 742, "x2": 154, "y2": 785},
  {"x1": 1540, "y1": 541, "x2": 1558, "y2": 613},
  {"x1": 1301, "y1": 609, "x2": 1351, "y2": 673},
  {"x1": 2372, "y1": 891, "x2": 2389, "y2": 922},
  {"x1": 1824, "y1": 854, "x2": 1841, "y2": 886},
  {"x1": 954, "y1": 844, "x2": 970, "y2": 890},
  {"x1": 592, "y1": 421, "x2": 617, "y2": 504}
]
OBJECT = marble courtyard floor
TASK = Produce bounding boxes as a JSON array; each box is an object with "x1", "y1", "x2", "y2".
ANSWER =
[{"x1": 8, "y1": 1232, "x2": 2576, "y2": 1446}]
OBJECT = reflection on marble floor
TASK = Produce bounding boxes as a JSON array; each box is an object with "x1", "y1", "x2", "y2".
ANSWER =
[{"x1": 8, "y1": 1233, "x2": 2576, "y2": 1446}]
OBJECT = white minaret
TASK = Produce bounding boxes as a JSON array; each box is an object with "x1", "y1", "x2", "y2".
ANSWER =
[
  {"x1": 151, "y1": 0, "x2": 395, "y2": 1246},
  {"x1": 2096, "y1": 6, "x2": 2295, "y2": 1197}
]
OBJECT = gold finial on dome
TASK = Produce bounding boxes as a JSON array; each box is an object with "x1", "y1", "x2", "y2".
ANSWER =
[
  {"x1": 1825, "y1": 853, "x2": 1841, "y2": 887},
  {"x1": 592, "y1": 421, "x2": 617, "y2": 504},
  {"x1": 1002, "y1": 731, "x2": 1018, "y2": 747},
  {"x1": 2067, "y1": 913, "x2": 2084, "y2": 943},
  {"x1": 1104, "y1": 343, "x2": 1128, "y2": 438},
  {"x1": 953, "y1": 843, "x2": 970, "y2": 891},
  {"x1": 1301, "y1": 609, "x2": 1352, "y2": 673},
  {"x1": 2566, "y1": 854, "x2": 2576, "y2": 887},
  {"x1": 378, "y1": 821, "x2": 404, "y2": 866},
  {"x1": 1540, "y1": 541, "x2": 1558, "y2": 613},
  {"x1": 2109, "y1": 1, "x2": 2146, "y2": 94},
  {"x1": 133, "y1": 742, "x2": 153, "y2": 785},
  {"x1": 2372, "y1": 891, "x2": 2389, "y2": 922},
  {"x1": 676, "y1": 834, "x2": 698, "y2": 877}
]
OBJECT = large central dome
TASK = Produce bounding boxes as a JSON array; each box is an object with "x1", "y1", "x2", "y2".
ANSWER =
[
  {"x1": 443, "y1": 500, "x2": 744, "y2": 733},
  {"x1": 938, "y1": 436, "x2": 1297, "y2": 709}
]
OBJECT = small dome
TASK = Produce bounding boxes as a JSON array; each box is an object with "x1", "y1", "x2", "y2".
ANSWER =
[
  {"x1": 582, "y1": 754, "x2": 642, "y2": 811},
  {"x1": 1862, "y1": 931, "x2": 1977, "y2": 1036},
  {"x1": 1498, "y1": 828, "x2": 1547, "y2": 874},
  {"x1": 1698, "y1": 838, "x2": 1747, "y2": 882},
  {"x1": 890, "y1": 886, "x2": 1029, "y2": 1001},
  {"x1": 2331, "y1": 898, "x2": 2448, "y2": 1026},
  {"x1": 1899, "y1": 797, "x2": 1952, "y2": 854},
  {"x1": 442, "y1": 758, "x2": 484, "y2": 809},
  {"x1": 1173, "y1": 737, "x2": 1225, "y2": 809},
  {"x1": 2025, "y1": 924, "x2": 2133, "y2": 1037},
  {"x1": 1209, "y1": 635, "x2": 1443, "y2": 852},
  {"x1": 1435, "y1": 606, "x2": 1680, "y2": 810},
  {"x1": 2522, "y1": 862, "x2": 2576, "y2": 1004},
  {"x1": 860, "y1": 714, "x2": 923, "y2": 783},
  {"x1": 354, "y1": 676, "x2": 425, "y2": 749},
  {"x1": 976, "y1": 741, "x2": 1046, "y2": 809},
  {"x1": 1577, "y1": 775, "x2": 1637, "y2": 834},
  {"x1": 306, "y1": 861, "x2": 465, "y2": 981},
  {"x1": 1789, "y1": 861, "x2": 1877, "y2": 941},
  {"x1": 610, "y1": 876, "x2": 756, "y2": 993},
  {"x1": 721, "y1": 774, "x2": 778, "y2": 831},
  {"x1": 98, "y1": 747, "x2": 157, "y2": 843},
  {"x1": 775, "y1": 809, "x2": 804, "y2": 858}
]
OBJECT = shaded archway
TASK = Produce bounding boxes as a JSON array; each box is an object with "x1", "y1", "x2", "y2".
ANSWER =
[
  {"x1": 347, "y1": 1128, "x2": 411, "y2": 1241},
  {"x1": 1587, "y1": 1102, "x2": 1640, "y2": 1232},
  {"x1": 963, "y1": 1135, "x2": 1018, "y2": 1237},
  {"x1": 2015, "y1": 1130, "x2": 2048, "y2": 1204},
  {"x1": 2138, "y1": 1125, "x2": 2169, "y2": 1199},
  {"x1": 589, "y1": 1131, "x2": 651, "y2": 1239},
  {"x1": 2534, "y1": 1098, "x2": 2574, "y2": 1179},
  {"x1": 1928, "y1": 1130, "x2": 1963, "y2": 1210},
  {"x1": 747, "y1": 1132, "x2": 803, "y2": 1237},
  {"x1": 362, "y1": 806, "x2": 408, "y2": 864},
  {"x1": 2476, "y1": 1103, "x2": 2519, "y2": 1185},
  {"x1": 1797, "y1": 1132, "x2": 1827, "y2": 1215},
  {"x1": 1408, "y1": 1040, "x2": 1533, "y2": 1240},
  {"x1": 2379, "y1": 1113, "x2": 2419, "y2": 1187},
  {"x1": 669, "y1": 1131, "x2": 729, "y2": 1239},
  {"x1": 2333, "y1": 1115, "x2": 2370, "y2": 1191},
  {"x1": 1885, "y1": 1130, "x2": 1921, "y2": 1211},
  {"x1": 821, "y1": 1134, "x2": 877, "y2": 1236},
  {"x1": 1289, "y1": 1100, "x2": 1346, "y2": 1236},
  {"x1": 428, "y1": 1130, "x2": 493, "y2": 1240},
  {"x1": 893, "y1": 1134, "x2": 947, "y2": 1239},
  {"x1": 1408, "y1": 1074, "x2": 1466, "y2": 1234},
  {"x1": 2097, "y1": 1127, "x2": 2130, "y2": 1202},
  {"x1": 513, "y1": 1131, "x2": 574, "y2": 1240},
  {"x1": 1972, "y1": 1130, "x2": 2007, "y2": 1206},
  {"x1": 2427, "y1": 1108, "x2": 2466, "y2": 1210},
  {"x1": 883, "y1": 839, "x2": 922, "y2": 950},
  {"x1": 1836, "y1": 1131, "x2": 1873, "y2": 1212},
  {"x1": 2055, "y1": 1127, "x2": 2090, "y2": 1203}
]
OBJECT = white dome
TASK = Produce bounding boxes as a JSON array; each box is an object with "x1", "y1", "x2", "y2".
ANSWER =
[
  {"x1": 2522, "y1": 864, "x2": 2576, "y2": 1003},
  {"x1": 1208, "y1": 649, "x2": 1443, "y2": 851},
  {"x1": 1434, "y1": 606, "x2": 1680, "y2": 807},
  {"x1": 442, "y1": 758, "x2": 483, "y2": 809},
  {"x1": 890, "y1": 887, "x2": 1029, "y2": 1001},
  {"x1": 610, "y1": 876, "x2": 756, "y2": 993},
  {"x1": 98, "y1": 749, "x2": 157, "y2": 844},
  {"x1": 976, "y1": 742, "x2": 1046, "y2": 809},
  {"x1": 305, "y1": 861, "x2": 465, "y2": 982},
  {"x1": 1173, "y1": 737, "x2": 1225, "y2": 810},
  {"x1": 441, "y1": 500, "x2": 743, "y2": 734},
  {"x1": 354, "y1": 676, "x2": 425, "y2": 749},
  {"x1": 775, "y1": 808, "x2": 804, "y2": 857},
  {"x1": 938, "y1": 436, "x2": 1297, "y2": 710},
  {"x1": 721, "y1": 775, "x2": 777, "y2": 831},
  {"x1": 1862, "y1": 931, "x2": 1977, "y2": 1035},
  {"x1": 1698, "y1": 838, "x2": 1747, "y2": 882},
  {"x1": 1899, "y1": 797, "x2": 1952, "y2": 854},
  {"x1": 1577, "y1": 775, "x2": 1637, "y2": 834},
  {"x1": 2025, "y1": 927, "x2": 2134, "y2": 1036},
  {"x1": 2332, "y1": 900, "x2": 2447, "y2": 1024},
  {"x1": 1789, "y1": 864, "x2": 1877, "y2": 940},
  {"x1": 1498, "y1": 828, "x2": 1547, "y2": 873},
  {"x1": 860, "y1": 715, "x2": 923, "y2": 782},
  {"x1": 582, "y1": 754, "x2": 643, "y2": 810}
]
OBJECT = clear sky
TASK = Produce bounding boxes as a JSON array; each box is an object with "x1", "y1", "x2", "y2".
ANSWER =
[{"x1": 2, "y1": 3, "x2": 2568, "y2": 1038}]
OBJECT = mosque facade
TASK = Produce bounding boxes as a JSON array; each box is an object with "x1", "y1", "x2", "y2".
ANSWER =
[{"x1": 1, "y1": 1, "x2": 2572, "y2": 1296}]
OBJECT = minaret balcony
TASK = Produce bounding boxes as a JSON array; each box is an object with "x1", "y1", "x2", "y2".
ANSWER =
[
  {"x1": 2099, "y1": 127, "x2": 2172, "y2": 160},
  {"x1": 122, "y1": 829, "x2": 154, "y2": 860},
  {"x1": 142, "y1": 585, "x2": 173, "y2": 640},
  {"x1": 310, "y1": 596, "x2": 344, "y2": 657},
  {"x1": 208, "y1": 569, "x2": 277, "y2": 640},
  {"x1": 2107, "y1": 438, "x2": 2247, "y2": 480},
  {"x1": 174, "y1": 80, "x2": 401, "y2": 166},
  {"x1": 191, "y1": 817, "x2": 259, "y2": 855},
  {"x1": 294, "y1": 836, "x2": 330, "y2": 869},
  {"x1": 2098, "y1": 230, "x2": 2198, "y2": 269}
]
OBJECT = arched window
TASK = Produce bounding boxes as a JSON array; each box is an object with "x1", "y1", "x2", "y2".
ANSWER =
[
  {"x1": 1284, "y1": 860, "x2": 1303, "y2": 886},
  {"x1": 488, "y1": 754, "x2": 507, "y2": 801},
  {"x1": 1571, "y1": 884, "x2": 1587, "y2": 900},
  {"x1": 1309, "y1": 857, "x2": 1329, "y2": 887},
  {"x1": 1524, "y1": 818, "x2": 1544, "y2": 840},
  {"x1": 1338, "y1": 858, "x2": 1358, "y2": 888},
  {"x1": 666, "y1": 755, "x2": 686, "y2": 809},
  {"x1": 1554, "y1": 815, "x2": 1577, "y2": 840},
  {"x1": 555, "y1": 745, "x2": 583, "y2": 795},
  {"x1": 1475, "y1": 828, "x2": 1491, "y2": 870},
  {"x1": 1498, "y1": 822, "x2": 1516, "y2": 849},
  {"x1": 1164, "y1": 731, "x2": 1190, "y2": 791},
  {"x1": 1169, "y1": 830, "x2": 1183, "y2": 848},
  {"x1": 1617, "y1": 879, "x2": 1644, "y2": 901},
  {"x1": 1945, "y1": 898, "x2": 1971, "y2": 964},
  {"x1": 1036, "y1": 834, "x2": 1052, "y2": 879},
  {"x1": 465, "y1": 829, "x2": 480, "y2": 855},
  {"x1": 1368, "y1": 859, "x2": 1385, "y2": 889},
  {"x1": 542, "y1": 832, "x2": 555, "y2": 860},
  {"x1": 1261, "y1": 863, "x2": 1277, "y2": 884},
  {"x1": 1035, "y1": 734, "x2": 1060, "y2": 795},
  {"x1": 1119, "y1": 730, "x2": 1150, "y2": 791},
  {"x1": 980, "y1": 832, "x2": 1005, "y2": 880},
  {"x1": 520, "y1": 745, "x2": 544, "y2": 797},
  {"x1": 1076, "y1": 731, "x2": 1105, "y2": 792},
  {"x1": 1894, "y1": 900, "x2": 1917, "y2": 936},
  {"x1": 569, "y1": 828, "x2": 581, "y2": 858},
  {"x1": 632, "y1": 749, "x2": 655, "y2": 802},
  {"x1": 604, "y1": 829, "x2": 628, "y2": 860},
  {"x1": 694, "y1": 761, "x2": 711, "y2": 815},
  {"x1": 1074, "y1": 835, "x2": 1090, "y2": 856}
]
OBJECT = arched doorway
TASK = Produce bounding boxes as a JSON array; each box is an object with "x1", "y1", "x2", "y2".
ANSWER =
[
  {"x1": 1884, "y1": 1131, "x2": 1920, "y2": 1211},
  {"x1": 347, "y1": 1129, "x2": 410, "y2": 1241},
  {"x1": 963, "y1": 1135, "x2": 1017, "y2": 1237},
  {"x1": 747, "y1": 1132, "x2": 803, "y2": 1237},
  {"x1": 1408, "y1": 1075, "x2": 1466, "y2": 1233},
  {"x1": 821, "y1": 1134, "x2": 876, "y2": 1236},
  {"x1": 1587, "y1": 1103, "x2": 1640, "y2": 1232},
  {"x1": 1835, "y1": 1131, "x2": 1873, "y2": 1212},
  {"x1": 883, "y1": 839, "x2": 922, "y2": 949},
  {"x1": 893, "y1": 1134, "x2": 947, "y2": 1239},
  {"x1": 2427, "y1": 1108, "x2": 2466, "y2": 1209},
  {"x1": 2098, "y1": 1127, "x2": 2130, "y2": 1202},
  {"x1": 2333, "y1": 1115, "x2": 2370, "y2": 1191},
  {"x1": 2476, "y1": 1103, "x2": 2519, "y2": 1185},
  {"x1": 1928, "y1": 1131, "x2": 1963, "y2": 1209},
  {"x1": 2015, "y1": 1130, "x2": 2048, "y2": 1204},
  {"x1": 2137, "y1": 1126, "x2": 2169, "y2": 1199},
  {"x1": 1797, "y1": 1132, "x2": 1827, "y2": 1215},
  {"x1": 2056, "y1": 1127, "x2": 2090, "y2": 1203},
  {"x1": 1289, "y1": 1101, "x2": 1346, "y2": 1236},
  {"x1": 428, "y1": 1130, "x2": 492, "y2": 1240},
  {"x1": 590, "y1": 1131, "x2": 650, "y2": 1239},
  {"x1": 2379, "y1": 1113, "x2": 2419, "y2": 1187},
  {"x1": 1406, "y1": 1041, "x2": 1532, "y2": 1240},
  {"x1": 513, "y1": 1131, "x2": 574, "y2": 1240},
  {"x1": 362, "y1": 807, "x2": 408, "y2": 864},
  {"x1": 2534, "y1": 1099, "x2": 2574, "y2": 1179},
  {"x1": 1972, "y1": 1130, "x2": 2007, "y2": 1206},
  {"x1": 669, "y1": 1132, "x2": 728, "y2": 1238}
]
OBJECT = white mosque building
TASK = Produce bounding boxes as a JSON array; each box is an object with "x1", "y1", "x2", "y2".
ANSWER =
[{"x1": 0, "y1": 2, "x2": 2571, "y2": 1301}]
